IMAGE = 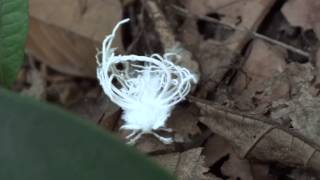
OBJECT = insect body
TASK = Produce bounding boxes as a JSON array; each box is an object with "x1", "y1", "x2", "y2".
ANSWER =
[{"x1": 97, "y1": 19, "x2": 196, "y2": 144}]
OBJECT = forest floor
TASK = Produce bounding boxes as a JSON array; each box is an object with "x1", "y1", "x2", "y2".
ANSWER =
[{"x1": 21, "y1": 0, "x2": 320, "y2": 179}]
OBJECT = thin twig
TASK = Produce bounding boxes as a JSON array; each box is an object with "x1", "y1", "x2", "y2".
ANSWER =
[{"x1": 171, "y1": 5, "x2": 310, "y2": 59}]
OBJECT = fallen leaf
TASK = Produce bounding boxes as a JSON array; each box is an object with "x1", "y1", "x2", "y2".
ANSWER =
[
  {"x1": 232, "y1": 39, "x2": 288, "y2": 111},
  {"x1": 272, "y1": 86, "x2": 320, "y2": 147},
  {"x1": 168, "y1": 103, "x2": 201, "y2": 143},
  {"x1": 234, "y1": 40, "x2": 287, "y2": 91},
  {"x1": 203, "y1": 135, "x2": 254, "y2": 180},
  {"x1": 152, "y1": 152, "x2": 180, "y2": 174},
  {"x1": 282, "y1": 0, "x2": 320, "y2": 39},
  {"x1": 195, "y1": 40, "x2": 238, "y2": 98},
  {"x1": 310, "y1": 2, "x2": 320, "y2": 40},
  {"x1": 176, "y1": 148, "x2": 211, "y2": 180},
  {"x1": 184, "y1": 0, "x2": 276, "y2": 50},
  {"x1": 27, "y1": 0, "x2": 123, "y2": 77},
  {"x1": 179, "y1": 0, "x2": 276, "y2": 97},
  {"x1": 269, "y1": 63, "x2": 320, "y2": 146},
  {"x1": 134, "y1": 135, "x2": 175, "y2": 154},
  {"x1": 281, "y1": 0, "x2": 313, "y2": 30},
  {"x1": 191, "y1": 97, "x2": 320, "y2": 175},
  {"x1": 153, "y1": 148, "x2": 214, "y2": 180}
]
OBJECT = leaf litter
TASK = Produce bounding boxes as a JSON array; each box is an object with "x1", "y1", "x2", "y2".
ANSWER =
[{"x1": 20, "y1": 0, "x2": 320, "y2": 179}]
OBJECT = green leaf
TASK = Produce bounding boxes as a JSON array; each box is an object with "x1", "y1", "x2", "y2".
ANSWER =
[
  {"x1": 0, "y1": 0, "x2": 28, "y2": 87},
  {"x1": 0, "y1": 88, "x2": 176, "y2": 180}
]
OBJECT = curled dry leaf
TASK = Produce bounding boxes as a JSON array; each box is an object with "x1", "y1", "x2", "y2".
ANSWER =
[
  {"x1": 203, "y1": 135, "x2": 254, "y2": 180},
  {"x1": 153, "y1": 148, "x2": 213, "y2": 180},
  {"x1": 190, "y1": 97, "x2": 320, "y2": 176}
]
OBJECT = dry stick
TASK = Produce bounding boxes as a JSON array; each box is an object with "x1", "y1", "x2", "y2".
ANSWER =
[
  {"x1": 144, "y1": 0, "x2": 177, "y2": 50},
  {"x1": 144, "y1": 0, "x2": 200, "y2": 78},
  {"x1": 171, "y1": 5, "x2": 310, "y2": 59},
  {"x1": 189, "y1": 96, "x2": 320, "y2": 175}
]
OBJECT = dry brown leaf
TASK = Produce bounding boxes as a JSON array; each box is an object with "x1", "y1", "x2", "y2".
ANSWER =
[
  {"x1": 281, "y1": 0, "x2": 313, "y2": 30},
  {"x1": 176, "y1": 148, "x2": 211, "y2": 180},
  {"x1": 269, "y1": 63, "x2": 320, "y2": 146},
  {"x1": 234, "y1": 40, "x2": 287, "y2": 91},
  {"x1": 168, "y1": 103, "x2": 201, "y2": 143},
  {"x1": 154, "y1": 148, "x2": 214, "y2": 180},
  {"x1": 272, "y1": 86, "x2": 320, "y2": 147},
  {"x1": 133, "y1": 135, "x2": 175, "y2": 154},
  {"x1": 282, "y1": 0, "x2": 320, "y2": 39},
  {"x1": 185, "y1": 0, "x2": 273, "y2": 26},
  {"x1": 310, "y1": 2, "x2": 320, "y2": 40},
  {"x1": 203, "y1": 135, "x2": 254, "y2": 180},
  {"x1": 184, "y1": 0, "x2": 276, "y2": 50},
  {"x1": 27, "y1": 0, "x2": 123, "y2": 77},
  {"x1": 152, "y1": 152, "x2": 180, "y2": 174},
  {"x1": 190, "y1": 97, "x2": 320, "y2": 176},
  {"x1": 179, "y1": 0, "x2": 276, "y2": 98},
  {"x1": 232, "y1": 40, "x2": 288, "y2": 111},
  {"x1": 195, "y1": 40, "x2": 238, "y2": 98}
]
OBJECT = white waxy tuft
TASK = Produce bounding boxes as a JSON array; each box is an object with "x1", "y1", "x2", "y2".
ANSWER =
[{"x1": 96, "y1": 19, "x2": 196, "y2": 144}]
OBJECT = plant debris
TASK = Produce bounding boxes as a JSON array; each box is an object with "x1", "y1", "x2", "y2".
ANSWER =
[{"x1": 23, "y1": 0, "x2": 320, "y2": 179}]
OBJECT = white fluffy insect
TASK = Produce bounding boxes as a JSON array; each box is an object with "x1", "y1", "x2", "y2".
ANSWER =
[{"x1": 97, "y1": 19, "x2": 196, "y2": 144}]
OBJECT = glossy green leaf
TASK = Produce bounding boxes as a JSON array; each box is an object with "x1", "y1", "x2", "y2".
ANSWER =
[
  {"x1": 0, "y1": 0, "x2": 28, "y2": 87},
  {"x1": 0, "y1": 88, "x2": 176, "y2": 180}
]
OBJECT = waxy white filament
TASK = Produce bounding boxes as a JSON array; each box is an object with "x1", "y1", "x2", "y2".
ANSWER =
[{"x1": 97, "y1": 19, "x2": 196, "y2": 144}]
